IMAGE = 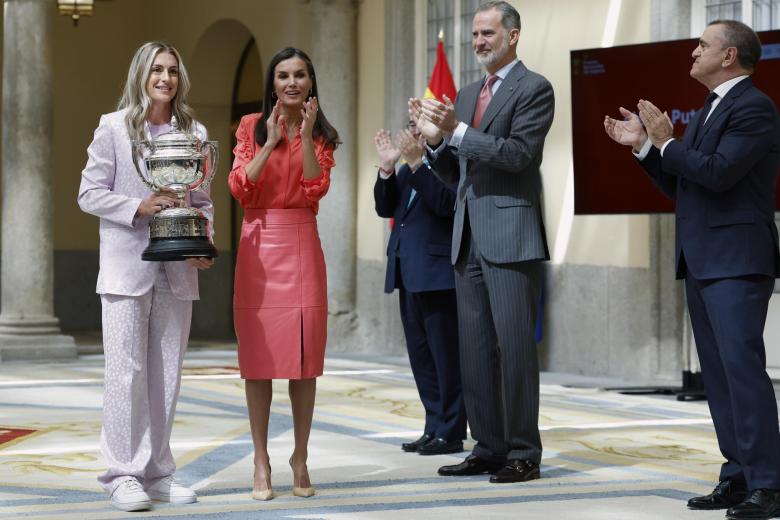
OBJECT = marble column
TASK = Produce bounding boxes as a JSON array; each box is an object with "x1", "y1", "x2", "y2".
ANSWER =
[
  {"x1": 384, "y1": 0, "x2": 416, "y2": 136},
  {"x1": 369, "y1": 0, "x2": 418, "y2": 353},
  {"x1": 309, "y1": 0, "x2": 359, "y2": 330},
  {"x1": 649, "y1": 0, "x2": 691, "y2": 378},
  {"x1": 0, "y1": 0, "x2": 77, "y2": 360}
]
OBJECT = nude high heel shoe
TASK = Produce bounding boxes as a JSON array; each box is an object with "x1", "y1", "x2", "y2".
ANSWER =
[
  {"x1": 293, "y1": 485, "x2": 315, "y2": 498},
  {"x1": 251, "y1": 463, "x2": 274, "y2": 501},
  {"x1": 251, "y1": 488, "x2": 275, "y2": 501},
  {"x1": 290, "y1": 457, "x2": 315, "y2": 497}
]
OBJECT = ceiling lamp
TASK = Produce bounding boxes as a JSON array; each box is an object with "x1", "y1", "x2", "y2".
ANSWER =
[{"x1": 57, "y1": 0, "x2": 94, "y2": 27}]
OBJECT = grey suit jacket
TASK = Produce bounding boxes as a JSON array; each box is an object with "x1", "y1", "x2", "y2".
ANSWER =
[{"x1": 430, "y1": 60, "x2": 554, "y2": 265}]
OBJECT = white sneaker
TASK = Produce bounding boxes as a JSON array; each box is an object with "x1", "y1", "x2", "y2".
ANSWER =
[
  {"x1": 146, "y1": 475, "x2": 197, "y2": 504},
  {"x1": 110, "y1": 478, "x2": 152, "y2": 512}
]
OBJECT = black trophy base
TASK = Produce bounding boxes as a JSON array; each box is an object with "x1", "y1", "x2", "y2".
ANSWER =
[{"x1": 142, "y1": 237, "x2": 218, "y2": 262}]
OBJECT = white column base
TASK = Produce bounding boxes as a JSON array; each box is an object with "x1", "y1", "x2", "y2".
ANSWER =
[{"x1": 0, "y1": 316, "x2": 77, "y2": 361}]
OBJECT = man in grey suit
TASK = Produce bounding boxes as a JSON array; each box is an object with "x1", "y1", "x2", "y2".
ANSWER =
[{"x1": 409, "y1": 0, "x2": 554, "y2": 483}]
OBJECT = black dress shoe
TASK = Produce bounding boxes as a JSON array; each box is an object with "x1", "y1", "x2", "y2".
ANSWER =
[
  {"x1": 402, "y1": 434, "x2": 433, "y2": 453},
  {"x1": 438, "y1": 454, "x2": 503, "y2": 476},
  {"x1": 726, "y1": 489, "x2": 780, "y2": 519},
  {"x1": 688, "y1": 479, "x2": 748, "y2": 510},
  {"x1": 489, "y1": 459, "x2": 540, "y2": 483},
  {"x1": 417, "y1": 438, "x2": 464, "y2": 456}
]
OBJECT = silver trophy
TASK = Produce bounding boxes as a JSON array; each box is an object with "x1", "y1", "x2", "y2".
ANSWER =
[{"x1": 132, "y1": 116, "x2": 218, "y2": 261}]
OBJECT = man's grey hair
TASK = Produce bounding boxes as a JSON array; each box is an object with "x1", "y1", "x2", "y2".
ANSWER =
[
  {"x1": 476, "y1": 1, "x2": 521, "y2": 31},
  {"x1": 708, "y1": 19, "x2": 762, "y2": 71}
]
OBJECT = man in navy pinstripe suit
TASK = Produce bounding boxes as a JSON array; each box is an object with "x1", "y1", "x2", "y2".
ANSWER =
[
  {"x1": 605, "y1": 20, "x2": 780, "y2": 520},
  {"x1": 409, "y1": 0, "x2": 554, "y2": 483}
]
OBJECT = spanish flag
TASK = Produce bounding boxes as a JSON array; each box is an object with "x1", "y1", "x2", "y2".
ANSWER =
[{"x1": 424, "y1": 37, "x2": 457, "y2": 102}]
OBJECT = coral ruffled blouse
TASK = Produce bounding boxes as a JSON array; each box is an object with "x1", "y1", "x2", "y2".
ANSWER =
[{"x1": 228, "y1": 113, "x2": 334, "y2": 211}]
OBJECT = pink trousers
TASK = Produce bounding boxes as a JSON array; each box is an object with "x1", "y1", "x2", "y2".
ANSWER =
[{"x1": 98, "y1": 267, "x2": 191, "y2": 493}]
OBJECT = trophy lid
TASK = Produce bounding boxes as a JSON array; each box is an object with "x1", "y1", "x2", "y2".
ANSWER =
[
  {"x1": 147, "y1": 115, "x2": 203, "y2": 159},
  {"x1": 154, "y1": 116, "x2": 197, "y2": 145}
]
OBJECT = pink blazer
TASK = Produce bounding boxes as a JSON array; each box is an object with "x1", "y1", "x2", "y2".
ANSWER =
[{"x1": 77, "y1": 109, "x2": 214, "y2": 300}]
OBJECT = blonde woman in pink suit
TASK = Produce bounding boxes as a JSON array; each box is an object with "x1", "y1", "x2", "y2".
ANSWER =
[
  {"x1": 229, "y1": 47, "x2": 339, "y2": 501},
  {"x1": 77, "y1": 41, "x2": 214, "y2": 513}
]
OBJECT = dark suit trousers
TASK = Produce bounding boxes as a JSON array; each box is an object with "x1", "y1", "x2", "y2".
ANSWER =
[
  {"x1": 685, "y1": 273, "x2": 780, "y2": 490},
  {"x1": 454, "y1": 216, "x2": 543, "y2": 463},
  {"x1": 399, "y1": 281, "x2": 466, "y2": 441}
]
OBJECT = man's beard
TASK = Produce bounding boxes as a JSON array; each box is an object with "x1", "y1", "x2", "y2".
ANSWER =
[{"x1": 475, "y1": 33, "x2": 510, "y2": 68}]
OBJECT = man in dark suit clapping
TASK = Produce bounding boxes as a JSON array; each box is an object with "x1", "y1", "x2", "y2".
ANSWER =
[
  {"x1": 409, "y1": 0, "x2": 554, "y2": 484},
  {"x1": 373, "y1": 122, "x2": 466, "y2": 456},
  {"x1": 605, "y1": 20, "x2": 780, "y2": 520}
]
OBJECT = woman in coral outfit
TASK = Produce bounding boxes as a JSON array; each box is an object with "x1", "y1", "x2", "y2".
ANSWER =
[{"x1": 228, "y1": 47, "x2": 339, "y2": 501}]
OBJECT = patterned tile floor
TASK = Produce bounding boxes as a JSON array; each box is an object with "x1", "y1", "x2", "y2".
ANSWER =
[{"x1": 0, "y1": 349, "x2": 734, "y2": 519}]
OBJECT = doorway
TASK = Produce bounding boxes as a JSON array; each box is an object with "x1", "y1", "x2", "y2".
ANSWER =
[{"x1": 187, "y1": 20, "x2": 262, "y2": 339}]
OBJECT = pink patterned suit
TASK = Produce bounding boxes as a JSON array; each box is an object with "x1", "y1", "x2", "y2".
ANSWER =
[{"x1": 77, "y1": 109, "x2": 213, "y2": 492}]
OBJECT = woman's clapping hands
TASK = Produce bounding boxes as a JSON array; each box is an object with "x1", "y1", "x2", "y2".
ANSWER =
[
  {"x1": 265, "y1": 100, "x2": 285, "y2": 148},
  {"x1": 300, "y1": 96, "x2": 318, "y2": 140}
]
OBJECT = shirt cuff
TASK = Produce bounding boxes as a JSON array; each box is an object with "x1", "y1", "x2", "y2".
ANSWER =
[
  {"x1": 378, "y1": 168, "x2": 394, "y2": 180},
  {"x1": 415, "y1": 156, "x2": 430, "y2": 173},
  {"x1": 448, "y1": 122, "x2": 469, "y2": 149},
  {"x1": 632, "y1": 138, "x2": 653, "y2": 160},
  {"x1": 236, "y1": 167, "x2": 259, "y2": 189},
  {"x1": 426, "y1": 138, "x2": 448, "y2": 159},
  {"x1": 659, "y1": 138, "x2": 675, "y2": 157}
]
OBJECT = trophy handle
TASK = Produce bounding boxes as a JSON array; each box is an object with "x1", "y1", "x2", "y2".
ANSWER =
[
  {"x1": 193, "y1": 140, "x2": 219, "y2": 193},
  {"x1": 131, "y1": 141, "x2": 158, "y2": 191}
]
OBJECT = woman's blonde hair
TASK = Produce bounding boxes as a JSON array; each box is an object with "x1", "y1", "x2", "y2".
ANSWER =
[{"x1": 117, "y1": 41, "x2": 195, "y2": 142}]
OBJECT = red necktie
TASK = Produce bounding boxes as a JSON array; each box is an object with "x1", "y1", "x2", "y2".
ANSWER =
[{"x1": 471, "y1": 74, "x2": 499, "y2": 128}]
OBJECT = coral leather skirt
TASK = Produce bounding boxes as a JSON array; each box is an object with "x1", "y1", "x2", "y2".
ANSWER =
[{"x1": 234, "y1": 208, "x2": 327, "y2": 379}]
